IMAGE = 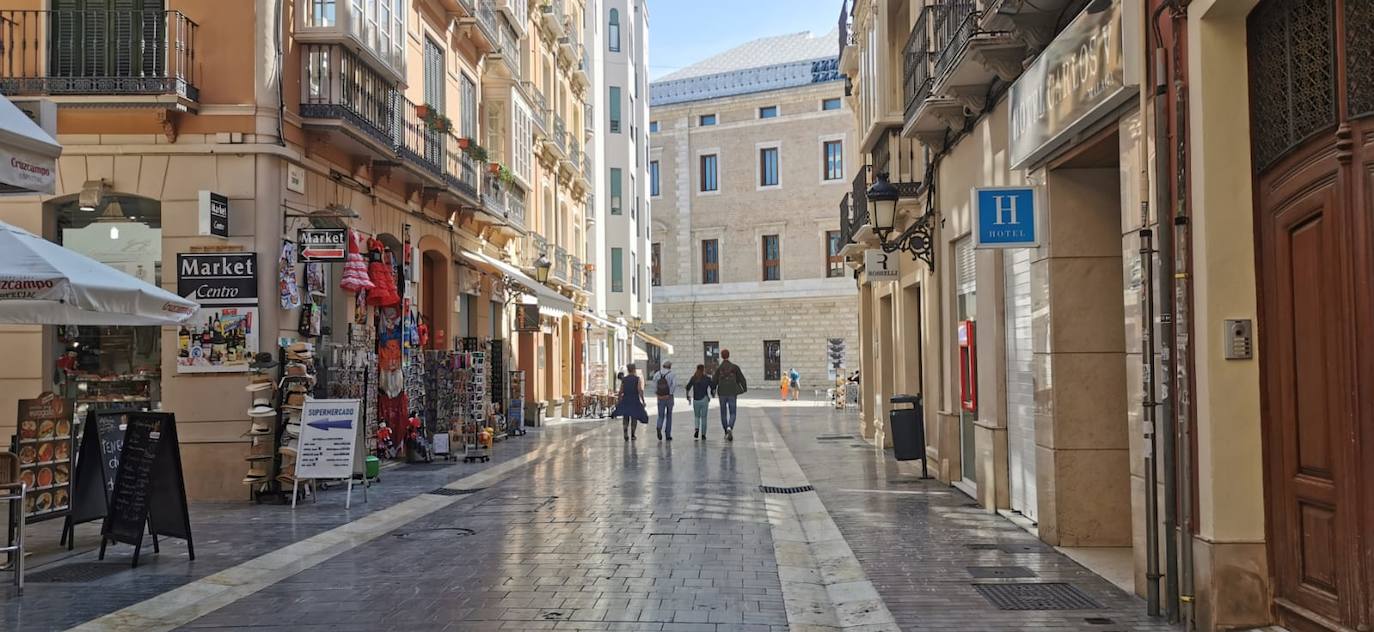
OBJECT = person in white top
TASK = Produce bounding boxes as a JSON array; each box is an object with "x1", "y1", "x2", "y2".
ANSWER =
[{"x1": 650, "y1": 361, "x2": 677, "y2": 441}]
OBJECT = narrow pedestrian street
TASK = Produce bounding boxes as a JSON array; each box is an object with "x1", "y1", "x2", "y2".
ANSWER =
[{"x1": 7, "y1": 402, "x2": 1176, "y2": 631}]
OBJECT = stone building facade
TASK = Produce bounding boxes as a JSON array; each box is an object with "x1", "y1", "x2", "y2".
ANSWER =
[{"x1": 648, "y1": 32, "x2": 857, "y2": 390}]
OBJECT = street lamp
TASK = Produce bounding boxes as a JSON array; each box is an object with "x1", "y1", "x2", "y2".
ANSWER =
[
  {"x1": 534, "y1": 254, "x2": 552, "y2": 283},
  {"x1": 865, "y1": 171, "x2": 936, "y2": 270}
]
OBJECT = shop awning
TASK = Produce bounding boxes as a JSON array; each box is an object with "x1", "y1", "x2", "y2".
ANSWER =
[
  {"x1": 0, "y1": 96, "x2": 61, "y2": 195},
  {"x1": 635, "y1": 330, "x2": 674, "y2": 355},
  {"x1": 577, "y1": 309, "x2": 623, "y2": 332},
  {"x1": 462, "y1": 250, "x2": 575, "y2": 318}
]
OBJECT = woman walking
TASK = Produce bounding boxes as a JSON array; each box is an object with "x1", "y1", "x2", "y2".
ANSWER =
[
  {"x1": 612, "y1": 364, "x2": 648, "y2": 440},
  {"x1": 685, "y1": 364, "x2": 714, "y2": 440}
]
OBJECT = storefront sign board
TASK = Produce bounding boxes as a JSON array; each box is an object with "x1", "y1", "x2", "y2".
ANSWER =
[
  {"x1": 297, "y1": 228, "x2": 348, "y2": 261},
  {"x1": 294, "y1": 398, "x2": 361, "y2": 508},
  {"x1": 864, "y1": 249, "x2": 899, "y2": 282},
  {"x1": 973, "y1": 186, "x2": 1039, "y2": 249},
  {"x1": 1008, "y1": 0, "x2": 1137, "y2": 169},
  {"x1": 176, "y1": 253, "x2": 259, "y2": 373},
  {"x1": 197, "y1": 191, "x2": 230, "y2": 239}
]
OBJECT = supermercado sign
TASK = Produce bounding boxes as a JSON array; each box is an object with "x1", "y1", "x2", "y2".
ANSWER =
[{"x1": 1008, "y1": 0, "x2": 1138, "y2": 169}]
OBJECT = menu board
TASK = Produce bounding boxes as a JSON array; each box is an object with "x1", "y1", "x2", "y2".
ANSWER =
[
  {"x1": 294, "y1": 399, "x2": 361, "y2": 480},
  {"x1": 99, "y1": 411, "x2": 194, "y2": 566},
  {"x1": 13, "y1": 393, "x2": 75, "y2": 522},
  {"x1": 66, "y1": 410, "x2": 128, "y2": 536}
]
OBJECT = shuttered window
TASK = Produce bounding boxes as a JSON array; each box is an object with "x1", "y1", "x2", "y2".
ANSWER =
[
  {"x1": 50, "y1": 0, "x2": 167, "y2": 80},
  {"x1": 955, "y1": 237, "x2": 977, "y2": 320}
]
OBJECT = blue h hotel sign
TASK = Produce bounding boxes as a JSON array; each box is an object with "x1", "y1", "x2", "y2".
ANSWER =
[{"x1": 973, "y1": 186, "x2": 1039, "y2": 249}]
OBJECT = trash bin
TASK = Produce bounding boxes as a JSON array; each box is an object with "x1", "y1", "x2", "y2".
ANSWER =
[{"x1": 889, "y1": 394, "x2": 925, "y2": 463}]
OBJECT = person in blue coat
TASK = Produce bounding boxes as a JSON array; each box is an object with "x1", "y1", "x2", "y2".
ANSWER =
[{"x1": 612, "y1": 364, "x2": 648, "y2": 440}]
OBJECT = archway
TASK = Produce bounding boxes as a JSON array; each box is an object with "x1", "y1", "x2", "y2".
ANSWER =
[{"x1": 416, "y1": 235, "x2": 450, "y2": 350}]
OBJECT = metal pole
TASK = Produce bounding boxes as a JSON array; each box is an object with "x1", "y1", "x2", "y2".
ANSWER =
[
  {"x1": 1140, "y1": 223, "x2": 1161, "y2": 617},
  {"x1": 1154, "y1": 45, "x2": 1182, "y2": 621}
]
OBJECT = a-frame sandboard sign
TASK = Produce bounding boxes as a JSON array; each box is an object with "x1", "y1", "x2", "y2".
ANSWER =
[{"x1": 97, "y1": 411, "x2": 195, "y2": 567}]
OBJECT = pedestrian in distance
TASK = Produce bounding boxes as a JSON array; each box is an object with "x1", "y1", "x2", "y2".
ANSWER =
[
  {"x1": 788, "y1": 367, "x2": 801, "y2": 401},
  {"x1": 685, "y1": 364, "x2": 714, "y2": 441},
  {"x1": 611, "y1": 364, "x2": 648, "y2": 441},
  {"x1": 711, "y1": 349, "x2": 748, "y2": 441},
  {"x1": 651, "y1": 361, "x2": 677, "y2": 441},
  {"x1": 779, "y1": 374, "x2": 789, "y2": 400}
]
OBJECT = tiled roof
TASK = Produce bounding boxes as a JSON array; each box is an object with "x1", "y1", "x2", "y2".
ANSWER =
[
  {"x1": 656, "y1": 30, "x2": 839, "y2": 82},
  {"x1": 650, "y1": 30, "x2": 842, "y2": 106}
]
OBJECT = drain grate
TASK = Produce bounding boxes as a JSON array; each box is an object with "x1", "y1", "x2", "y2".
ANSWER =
[
  {"x1": 394, "y1": 527, "x2": 476, "y2": 540},
  {"x1": 815, "y1": 434, "x2": 854, "y2": 441},
  {"x1": 999, "y1": 543, "x2": 1053, "y2": 554},
  {"x1": 760, "y1": 485, "x2": 815, "y2": 494},
  {"x1": 27, "y1": 562, "x2": 131, "y2": 583},
  {"x1": 1085, "y1": 617, "x2": 1116, "y2": 625},
  {"x1": 965, "y1": 543, "x2": 1001, "y2": 551},
  {"x1": 967, "y1": 566, "x2": 1037, "y2": 579},
  {"x1": 427, "y1": 487, "x2": 485, "y2": 496},
  {"x1": 973, "y1": 583, "x2": 1101, "y2": 610}
]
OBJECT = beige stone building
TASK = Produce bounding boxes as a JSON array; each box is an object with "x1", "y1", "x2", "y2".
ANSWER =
[
  {"x1": 648, "y1": 32, "x2": 857, "y2": 389},
  {"x1": 839, "y1": 0, "x2": 1374, "y2": 629}
]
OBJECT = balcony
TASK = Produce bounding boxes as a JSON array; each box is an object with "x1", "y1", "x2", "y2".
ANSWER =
[
  {"x1": 570, "y1": 256, "x2": 584, "y2": 290},
  {"x1": 981, "y1": 0, "x2": 1077, "y2": 52},
  {"x1": 903, "y1": 6, "x2": 934, "y2": 125},
  {"x1": 529, "y1": 233, "x2": 549, "y2": 269},
  {"x1": 583, "y1": 102, "x2": 594, "y2": 139},
  {"x1": 490, "y1": 0, "x2": 528, "y2": 37},
  {"x1": 552, "y1": 245, "x2": 569, "y2": 283},
  {"x1": 0, "y1": 9, "x2": 200, "y2": 109},
  {"x1": 477, "y1": 2, "x2": 521, "y2": 79},
  {"x1": 557, "y1": 17, "x2": 578, "y2": 63},
  {"x1": 930, "y1": 1, "x2": 1024, "y2": 110},
  {"x1": 525, "y1": 82, "x2": 548, "y2": 134},
  {"x1": 296, "y1": 0, "x2": 405, "y2": 84},
  {"x1": 479, "y1": 172, "x2": 527, "y2": 232},
  {"x1": 571, "y1": 45, "x2": 589, "y2": 89},
  {"x1": 551, "y1": 114, "x2": 568, "y2": 158},
  {"x1": 540, "y1": 2, "x2": 565, "y2": 38}
]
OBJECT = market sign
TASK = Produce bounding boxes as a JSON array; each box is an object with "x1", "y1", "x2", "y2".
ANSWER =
[
  {"x1": 973, "y1": 186, "x2": 1039, "y2": 249},
  {"x1": 1008, "y1": 0, "x2": 1138, "y2": 169},
  {"x1": 864, "y1": 249, "x2": 898, "y2": 282},
  {"x1": 176, "y1": 253, "x2": 258, "y2": 374},
  {"x1": 197, "y1": 191, "x2": 229, "y2": 239},
  {"x1": 297, "y1": 228, "x2": 348, "y2": 262}
]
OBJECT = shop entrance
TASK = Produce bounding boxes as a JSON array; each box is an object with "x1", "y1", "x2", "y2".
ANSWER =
[
  {"x1": 47, "y1": 194, "x2": 163, "y2": 423},
  {"x1": 419, "y1": 247, "x2": 448, "y2": 349},
  {"x1": 1247, "y1": 1, "x2": 1373, "y2": 627}
]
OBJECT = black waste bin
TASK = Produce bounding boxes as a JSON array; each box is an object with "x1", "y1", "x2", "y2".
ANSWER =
[{"x1": 888, "y1": 394, "x2": 925, "y2": 463}]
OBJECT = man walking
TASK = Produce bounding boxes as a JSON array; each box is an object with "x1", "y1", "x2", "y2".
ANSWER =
[
  {"x1": 712, "y1": 350, "x2": 747, "y2": 441},
  {"x1": 651, "y1": 361, "x2": 677, "y2": 440}
]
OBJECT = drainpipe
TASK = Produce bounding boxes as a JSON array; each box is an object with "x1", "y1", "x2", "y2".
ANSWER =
[
  {"x1": 1140, "y1": 219, "x2": 1160, "y2": 617},
  {"x1": 1170, "y1": 21, "x2": 1196, "y2": 628}
]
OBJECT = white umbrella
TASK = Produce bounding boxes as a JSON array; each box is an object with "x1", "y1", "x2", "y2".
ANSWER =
[{"x1": 0, "y1": 220, "x2": 198, "y2": 325}]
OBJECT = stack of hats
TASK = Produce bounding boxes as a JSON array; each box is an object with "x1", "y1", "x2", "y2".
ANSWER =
[
  {"x1": 244, "y1": 352, "x2": 279, "y2": 486},
  {"x1": 276, "y1": 342, "x2": 316, "y2": 490}
]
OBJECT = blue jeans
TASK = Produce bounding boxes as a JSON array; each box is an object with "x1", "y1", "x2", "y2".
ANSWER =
[
  {"x1": 656, "y1": 397, "x2": 674, "y2": 436},
  {"x1": 719, "y1": 396, "x2": 738, "y2": 431},
  {"x1": 692, "y1": 398, "x2": 710, "y2": 435}
]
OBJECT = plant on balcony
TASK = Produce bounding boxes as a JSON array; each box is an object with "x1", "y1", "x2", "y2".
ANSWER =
[
  {"x1": 418, "y1": 105, "x2": 452, "y2": 133},
  {"x1": 465, "y1": 143, "x2": 489, "y2": 162},
  {"x1": 457, "y1": 137, "x2": 472, "y2": 150},
  {"x1": 488, "y1": 162, "x2": 502, "y2": 175},
  {"x1": 498, "y1": 165, "x2": 516, "y2": 186}
]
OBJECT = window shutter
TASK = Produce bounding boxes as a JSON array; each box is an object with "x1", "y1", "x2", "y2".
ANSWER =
[
  {"x1": 955, "y1": 238, "x2": 976, "y2": 296},
  {"x1": 49, "y1": 0, "x2": 81, "y2": 78}
]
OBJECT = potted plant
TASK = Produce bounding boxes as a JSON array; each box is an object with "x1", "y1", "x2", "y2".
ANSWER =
[
  {"x1": 466, "y1": 144, "x2": 489, "y2": 162},
  {"x1": 457, "y1": 137, "x2": 472, "y2": 150},
  {"x1": 498, "y1": 165, "x2": 516, "y2": 186},
  {"x1": 415, "y1": 104, "x2": 432, "y2": 120},
  {"x1": 488, "y1": 162, "x2": 502, "y2": 175}
]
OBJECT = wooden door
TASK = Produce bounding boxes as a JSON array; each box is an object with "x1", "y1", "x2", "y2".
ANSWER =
[{"x1": 1249, "y1": 1, "x2": 1372, "y2": 629}]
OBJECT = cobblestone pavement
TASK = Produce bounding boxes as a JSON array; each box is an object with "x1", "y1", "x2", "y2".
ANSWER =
[{"x1": 2, "y1": 403, "x2": 1184, "y2": 631}]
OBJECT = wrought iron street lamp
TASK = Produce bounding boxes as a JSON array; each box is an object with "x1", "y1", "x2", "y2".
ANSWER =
[
  {"x1": 866, "y1": 171, "x2": 935, "y2": 270},
  {"x1": 534, "y1": 254, "x2": 552, "y2": 283}
]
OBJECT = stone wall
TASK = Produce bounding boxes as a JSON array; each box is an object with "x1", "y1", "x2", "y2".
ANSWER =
[{"x1": 652, "y1": 295, "x2": 858, "y2": 394}]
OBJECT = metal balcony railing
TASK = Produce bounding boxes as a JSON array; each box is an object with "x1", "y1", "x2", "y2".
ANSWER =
[
  {"x1": 301, "y1": 44, "x2": 398, "y2": 147},
  {"x1": 481, "y1": 173, "x2": 507, "y2": 217},
  {"x1": 839, "y1": 193, "x2": 853, "y2": 245},
  {"x1": 933, "y1": 1, "x2": 976, "y2": 79},
  {"x1": 446, "y1": 133, "x2": 479, "y2": 198},
  {"x1": 526, "y1": 83, "x2": 548, "y2": 131},
  {"x1": 553, "y1": 246, "x2": 569, "y2": 281},
  {"x1": 570, "y1": 256, "x2": 583, "y2": 288},
  {"x1": 0, "y1": 9, "x2": 199, "y2": 100},
  {"x1": 540, "y1": 1, "x2": 566, "y2": 34},
  {"x1": 851, "y1": 165, "x2": 871, "y2": 232},
  {"x1": 567, "y1": 142, "x2": 582, "y2": 173},
  {"x1": 532, "y1": 233, "x2": 549, "y2": 265},
  {"x1": 553, "y1": 115, "x2": 567, "y2": 153},
  {"x1": 903, "y1": 6, "x2": 934, "y2": 121},
  {"x1": 395, "y1": 95, "x2": 444, "y2": 177},
  {"x1": 507, "y1": 186, "x2": 526, "y2": 227}
]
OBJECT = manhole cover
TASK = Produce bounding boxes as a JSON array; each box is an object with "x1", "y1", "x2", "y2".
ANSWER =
[
  {"x1": 428, "y1": 487, "x2": 485, "y2": 496},
  {"x1": 759, "y1": 485, "x2": 815, "y2": 494},
  {"x1": 816, "y1": 434, "x2": 854, "y2": 441},
  {"x1": 27, "y1": 562, "x2": 131, "y2": 583},
  {"x1": 967, "y1": 566, "x2": 1037, "y2": 579},
  {"x1": 394, "y1": 527, "x2": 476, "y2": 540},
  {"x1": 973, "y1": 583, "x2": 1101, "y2": 610},
  {"x1": 999, "y1": 543, "x2": 1053, "y2": 554}
]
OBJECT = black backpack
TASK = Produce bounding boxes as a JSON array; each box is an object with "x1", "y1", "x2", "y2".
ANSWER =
[{"x1": 655, "y1": 372, "x2": 670, "y2": 396}]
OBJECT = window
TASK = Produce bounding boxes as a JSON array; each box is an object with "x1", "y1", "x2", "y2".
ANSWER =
[
  {"x1": 700, "y1": 154, "x2": 718, "y2": 192},
  {"x1": 762, "y1": 234, "x2": 780, "y2": 281},
  {"x1": 649, "y1": 160, "x2": 660, "y2": 197},
  {"x1": 609, "y1": 86, "x2": 622, "y2": 133},
  {"x1": 610, "y1": 168, "x2": 622, "y2": 214},
  {"x1": 611, "y1": 248, "x2": 624, "y2": 292},
  {"x1": 698, "y1": 114, "x2": 716, "y2": 127},
  {"x1": 764, "y1": 340, "x2": 782, "y2": 381},
  {"x1": 826, "y1": 230, "x2": 844, "y2": 278},
  {"x1": 703, "y1": 341, "x2": 720, "y2": 374},
  {"x1": 632, "y1": 252, "x2": 639, "y2": 296},
  {"x1": 702, "y1": 239, "x2": 719, "y2": 284},
  {"x1": 651, "y1": 242, "x2": 662, "y2": 286},
  {"x1": 822, "y1": 97, "x2": 842, "y2": 111},
  {"x1": 649, "y1": 120, "x2": 659, "y2": 133},
  {"x1": 608, "y1": 8, "x2": 620, "y2": 52},
  {"x1": 759, "y1": 105, "x2": 778, "y2": 119},
  {"x1": 460, "y1": 74, "x2": 477, "y2": 139},
  {"x1": 759, "y1": 147, "x2": 779, "y2": 187},
  {"x1": 823, "y1": 140, "x2": 844, "y2": 181}
]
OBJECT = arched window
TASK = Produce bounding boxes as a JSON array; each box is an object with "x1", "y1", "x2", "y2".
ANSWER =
[{"x1": 608, "y1": 8, "x2": 620, "y2": 52}]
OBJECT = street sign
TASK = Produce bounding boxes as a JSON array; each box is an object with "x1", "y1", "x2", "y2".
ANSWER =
[
  {"x1": 973, "y1": 186, "x2": 1039, "y2": 249},
  {"x1": 197, "y1": 191, "x2": 229, "y2": 239},
  {"x1": 864, "y1": 249, "x2": 899, "y2": 282},
  {"x1": 297, "y1": 228, "x2": 348, "y2": 262}
]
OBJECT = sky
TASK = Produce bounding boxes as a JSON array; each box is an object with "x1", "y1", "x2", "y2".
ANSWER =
[{"x1": 646, "y1": 0, "x2": 841, "y2": 81}]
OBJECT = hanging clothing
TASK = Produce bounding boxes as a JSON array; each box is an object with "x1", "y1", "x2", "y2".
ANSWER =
[
  {"x1": 365, "y1": 239, "x2": 400, "y2": 307},
  {"x1": 340, "y1": 230, "x2": 375, "y2": 293},
  {"x1": 278, "y1": 241, "x2": 301, "y2": 310}
]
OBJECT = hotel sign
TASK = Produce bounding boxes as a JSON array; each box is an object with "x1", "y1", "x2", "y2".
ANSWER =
[{"x1": 1008, "y1": 0, "x2": 1138, "y2": 169}]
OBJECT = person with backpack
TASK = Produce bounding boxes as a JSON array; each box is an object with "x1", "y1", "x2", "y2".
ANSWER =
[
  {"x1": 685, "y1": 364, "x2": 714, "y2": 440},
  {"x1": 788, "y1": 367, "x2": 801, "y2": 401},
  {"x1": 711, "y1": 349, "x2": 748, "y2": 441},
  {"x1": 650, "y1": 361, "x2": 677, "y2": 440}
]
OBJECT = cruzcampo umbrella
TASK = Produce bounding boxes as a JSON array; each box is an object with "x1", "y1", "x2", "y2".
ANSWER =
[{"x1": 0, "y1": 219, "x2": 198, "y2": 325}]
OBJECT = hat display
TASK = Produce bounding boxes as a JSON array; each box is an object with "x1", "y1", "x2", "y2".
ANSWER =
[
  {"x1": 248, "y1": 404, "x2": 276, "y2": 417},
  {"x1": 247, "y1": 420, "x2": 273, "y2": 435},
  {"x1": 249, "y1": 352, "x2": 279, "y2": 371}
]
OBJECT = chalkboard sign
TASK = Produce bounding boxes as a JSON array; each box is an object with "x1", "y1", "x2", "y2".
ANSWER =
[
  {"x1": 62, "y1": 410, "x2": 128, "y2": 549},
  {"x1": 98, "y1": 411, "x2": 194, "y2": 567}
]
